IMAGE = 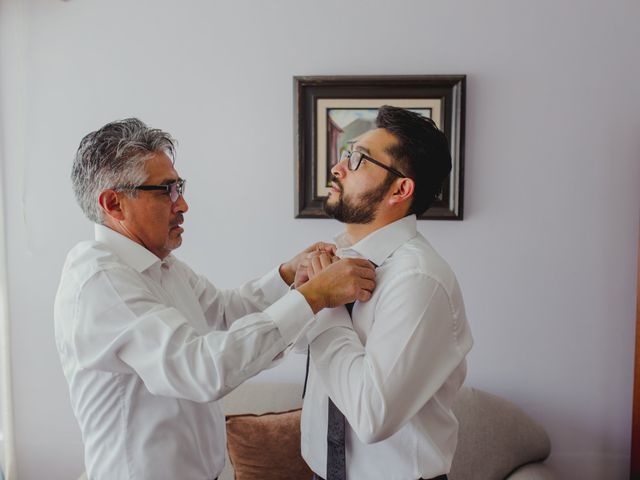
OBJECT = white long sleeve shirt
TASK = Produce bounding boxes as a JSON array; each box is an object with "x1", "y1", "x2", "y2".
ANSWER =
[
  {"x1": 301, "y1": 215, "x2": 473, "y2": 480},
  {"x1": 54, "y1": 224, "x2": 314, "y2": 480}
]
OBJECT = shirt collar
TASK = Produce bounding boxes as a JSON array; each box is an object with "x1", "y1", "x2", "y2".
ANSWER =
[
  {"x1": 334, "y1": 215, "x2": 418, "y2": 266},
  {"x1": 94, "y1": 224, "x2": 169, "y2": 273}
]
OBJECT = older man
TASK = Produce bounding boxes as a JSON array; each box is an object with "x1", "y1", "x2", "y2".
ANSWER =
[
  {"x1": 54, "y1": 118, "x2": 375, "y2": 479},
  {"x1": 299, "y1": 106, "x2": 473, "y2": 480}
]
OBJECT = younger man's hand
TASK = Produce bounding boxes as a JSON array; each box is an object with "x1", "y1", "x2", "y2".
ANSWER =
[{"x1": 279, "y1": 242, "x2": 336, "y2": 286}]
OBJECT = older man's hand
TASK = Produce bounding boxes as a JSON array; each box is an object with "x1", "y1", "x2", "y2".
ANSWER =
[{"x1": 297, "y1": 258, "x2": 376, "y2": 314}]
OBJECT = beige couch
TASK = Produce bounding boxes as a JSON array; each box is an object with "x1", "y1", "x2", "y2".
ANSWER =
[
  {"x1": 78, "y1": 382, "x2": 553, "y2": 480},
  {"x1": 221, "y1": 382, "x2": 555, "y2": 480}
]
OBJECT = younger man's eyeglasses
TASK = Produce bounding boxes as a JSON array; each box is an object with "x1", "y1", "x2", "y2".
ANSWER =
[
  {"x1": 340, "y1": 149, "x2": 406, "y2": 178},
  {"x1": 131, "y1": 179, "x2": 186, "y2": 203}
]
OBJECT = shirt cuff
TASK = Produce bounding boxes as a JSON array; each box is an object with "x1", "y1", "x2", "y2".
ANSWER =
[
  {"x1": 256, "y1": 267, "x2": 291, "y2": 303},
  {"x1": 264, "y1": 290, "x2": 315, "y2": 344},
  {"x1": 305, "y1": 306, "x2": 352, "y2": 343}
]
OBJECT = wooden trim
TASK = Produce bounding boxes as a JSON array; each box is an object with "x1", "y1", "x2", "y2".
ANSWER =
[{"x1": 631, "y1": 238, "x2": 640, "y2": 477}]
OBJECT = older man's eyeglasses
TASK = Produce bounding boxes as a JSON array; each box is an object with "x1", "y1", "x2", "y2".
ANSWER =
[
  {"x1": 339, "y1": 149, "x2": 406, "y2": 178},
  {"x1": 131, "y1": 179, "x2": 186, "y2": 203}
]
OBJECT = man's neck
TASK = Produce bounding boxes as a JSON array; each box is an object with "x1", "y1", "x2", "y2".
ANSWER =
[
  {"x1": 103, "y1": 219, "x2": 140, "y2": 248},
  {"x1": 101, "y1": 219, "x2": 166, "y2": 260}
]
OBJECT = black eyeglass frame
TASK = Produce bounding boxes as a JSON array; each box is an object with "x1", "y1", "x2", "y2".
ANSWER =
[
  {"x1": 341, "y1": 150, "x2": 406, "y2": 178},
  {"x1": 126, "y1": 178, "x2": 186, "y2": 203}
]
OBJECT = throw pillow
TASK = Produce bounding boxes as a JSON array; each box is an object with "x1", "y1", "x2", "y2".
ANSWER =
[{"x1": 226, "y1": 408, "x2": 313, "y2": 480}]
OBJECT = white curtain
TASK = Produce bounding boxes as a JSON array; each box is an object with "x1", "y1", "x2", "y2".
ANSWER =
[
  {"x1": 0, "y1": 154, "x2": 16, "y2": 480},
  {"x1": 0, "y1": 0, "x2": 24, "y2": 477}
]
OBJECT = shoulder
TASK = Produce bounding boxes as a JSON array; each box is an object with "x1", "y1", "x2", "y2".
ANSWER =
[
  {"x1": 55, "y1": 241, "x2": 139, "y2": 338},
  {"x1": 165, "y1": 255, "x2": 205, "y2": 289},
  {"x1": 375, "y1": 235, "x2": 469, "y2": 336},
  {"x1": 60, "y1": 240, "x2": 135, "y2": 289},
  {"x1": 384, "y1": 233, "x2": 459, "y2": 292}
]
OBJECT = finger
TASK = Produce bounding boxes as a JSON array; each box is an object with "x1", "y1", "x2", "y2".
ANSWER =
[
  {"x1": 356, "y1": 288, "x2": 372, "y2": 302},
  {"x1": 344, "y1": 258, "x2": 376, "y2": 272},
  {"x1": 346, "y1": 258, "x2": 376, "y2": 269},
  {"x1": 307, "y1": 266, "x2": 316, "y2": 280},
  {"x1": 306, "y1": 250, "x2": 328, "y2": 261},
  {"x1": 300, "y1": 267, "x2": 315, "y2": 281},
  {"x1": 294, "y1": 274, "x2": 310, "y2": 288},
  {"x1": 315, "y1": 242, "x2": 337, "y2": 254},
  {"x1": 309, "y1": 251, "x2": 336, "y2": 269},
  {"x1": 304, "y1": 242, "x2": 322, "y2": 253},
  {"x1": 318, "y1": 253, "x2": 333, "y2": 270},
  {"x1": 310, "y1": 256, "x2": 324, "y2": 275},
  {"x1": 296, "y1": 264, "x2": 310, "y2": 277},
  {"x1": 305, "y1": 241, "x2": 332, "y2": 254},
  {"x1": 325, "y1": 245, "x2": 337, "y2": 255},
  {"x1": 358, "y1": 278, "x2": 376, "y2": 293},
  {"x1": 354, "y1": 265, "x2": 377, "y2": 280}
]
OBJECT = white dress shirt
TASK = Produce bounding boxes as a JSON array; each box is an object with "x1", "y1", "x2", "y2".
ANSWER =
[
  {"x1": 54, "y1": 224, "x2": 314, "y2": 480},
  {"x1": 300, "y1": 215, "x2": 473, "y2": 480}
]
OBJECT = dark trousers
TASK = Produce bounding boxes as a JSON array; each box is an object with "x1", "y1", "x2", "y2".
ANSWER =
[{"x1": 312, "y1": 474, "x2": 447, "y2": 480}]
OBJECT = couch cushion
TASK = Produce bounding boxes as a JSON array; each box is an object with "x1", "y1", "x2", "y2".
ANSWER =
[
  {"x1": 450, "y1": 387, "x2": 551, "y2": 480},
  {"x1": 226, "y1": 408, "x2": 313, "y2": 480}
]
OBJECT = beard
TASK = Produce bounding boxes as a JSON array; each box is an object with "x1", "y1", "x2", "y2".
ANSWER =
[{"x1": 324, "y1": 174, "x2": 395, "y2": 224}]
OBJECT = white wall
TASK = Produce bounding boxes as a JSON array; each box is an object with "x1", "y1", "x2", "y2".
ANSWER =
[{"x1": 1, "y1": 0, "x2": 639, "y2": 478}]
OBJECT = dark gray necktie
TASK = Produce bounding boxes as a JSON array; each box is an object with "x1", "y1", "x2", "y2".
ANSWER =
[
  {"x1": 304, "y1": 260, "x2": 375, "y2": 479},
  {"x1": 326, "y1": 301, "x2": 354, "y2": 480}
]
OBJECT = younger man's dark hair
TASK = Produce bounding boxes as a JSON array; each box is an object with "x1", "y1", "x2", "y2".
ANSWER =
[{"x1": 376, "y1": 105, "x2": 452, "y2": 216}]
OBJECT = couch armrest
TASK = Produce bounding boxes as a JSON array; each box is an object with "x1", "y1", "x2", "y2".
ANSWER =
[
  {"x1": 506, "y1": 462, "x2": 556, "y2": 480},
  {"x1": 450, "y1": 387, "x2": 551, "y2": 480}
]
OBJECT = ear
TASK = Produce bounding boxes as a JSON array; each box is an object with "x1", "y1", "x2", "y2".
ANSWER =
[
  {"x1": 98, "y1": 189, "x2": 126, "y2": 221},
  {"x1": 388, "y1": 177, "x2": 414, "y2": 207}
]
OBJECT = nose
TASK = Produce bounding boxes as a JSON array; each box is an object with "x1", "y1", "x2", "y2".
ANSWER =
[
  {"x1": 172, "y1": 193, "x2": 189, "y2": 214},
  {"x1": 331, "y1": 155, "x2": 348, "y2": 178}
]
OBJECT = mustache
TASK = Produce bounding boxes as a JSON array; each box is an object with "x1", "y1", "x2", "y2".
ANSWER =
[
  {"x1": 170, "y1": 214, "x2": 184, "y2": 228},
  {"x1": 330, "y1": 176, "x2": 343, "y2": 192}
]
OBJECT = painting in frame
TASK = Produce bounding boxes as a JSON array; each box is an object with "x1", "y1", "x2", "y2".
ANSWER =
[{"x1": 294, "y1": 75, "x2": 465, "y2": 220}]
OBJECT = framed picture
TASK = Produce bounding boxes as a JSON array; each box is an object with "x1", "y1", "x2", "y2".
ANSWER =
[{"x1": 294, "y1": 75, "x2": 465, "y2": 220}]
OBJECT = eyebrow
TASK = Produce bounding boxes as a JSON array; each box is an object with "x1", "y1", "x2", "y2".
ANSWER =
[
  {"x1": 158, "y1": 177, "x2": 181, "y2": 185},
  {"x1": 352, "y1": 144, "x2": 371, "y2": 155}
]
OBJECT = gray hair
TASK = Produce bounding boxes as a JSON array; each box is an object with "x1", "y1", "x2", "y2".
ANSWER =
[{"x1": 71, "y1": 118, "x2": 176, "y2": 223}]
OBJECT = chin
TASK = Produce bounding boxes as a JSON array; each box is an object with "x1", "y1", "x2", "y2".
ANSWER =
[
  {"x1": 325, "y1": 196, "x2": 339, "y2": 207},
  {"x1": 168, "y1": 238, "x2": 183, "y2": 250}
]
